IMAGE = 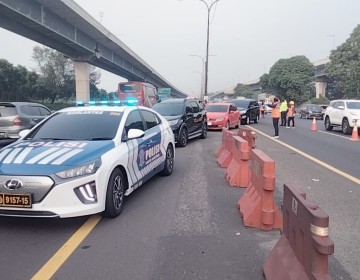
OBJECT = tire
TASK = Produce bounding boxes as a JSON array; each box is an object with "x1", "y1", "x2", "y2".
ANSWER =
[
  {"x1": 236, "y1": 118, "x2": 241, "y2": 128},
  {"x1": 246, "y1": 116, "x2": 250, "y2": 125},
  {"x1": 199, "y1": 122, "x2": 208, "y2": 139},
  {"x1": 300, "y1": 114, "x2": 303, "y2": 119},
  {"x1": 102, "y1": 168, "x2": 125, "y2": 218},
  {"x1": 342, "y1": 118, "x2": 352, "y2": 135},
  {"x1": 324, "y1": 117, "x2": 333, "y2": 131},
  {"x1": 161, "y1": 144, "x2": 174, "y2": 176},
  {"x1": 254, "y1": 114, "x2": 259, "y2": 123},
  {"x1": 177, "y1": 127, "x2": 188, "y2": 147}
]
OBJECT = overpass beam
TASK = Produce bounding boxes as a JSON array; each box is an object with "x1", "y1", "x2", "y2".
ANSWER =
[{"x1": 74, "y1": 61, "x2": 90, "y2": 103}]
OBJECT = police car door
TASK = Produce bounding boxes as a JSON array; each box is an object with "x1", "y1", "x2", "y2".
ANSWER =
[
  {"x1": 123, "y1": 110, "x2": 146, "y2": 189},
  {"x1": 139, "y1": 109, "x2": 164, "y2": 180}
]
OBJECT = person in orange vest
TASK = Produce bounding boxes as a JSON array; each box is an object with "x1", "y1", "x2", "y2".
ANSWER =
[
  {"x1": 286, "y1": 101, "x2": 296, "y2": 128},
  {"x1": 267, "y1": 97, "x2": 281, "y2": 138}
]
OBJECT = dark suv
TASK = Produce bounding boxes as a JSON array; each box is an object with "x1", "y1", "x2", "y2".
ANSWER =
[
  {"x1": 0, "y1": 102, "x2": 52, "y2": 143},
  {"x1": 228, "y1": 99, "x2": 260, "y2": 125},
  {"x1": 152, "y1": 98, "x2": 207, "y2": 147}
]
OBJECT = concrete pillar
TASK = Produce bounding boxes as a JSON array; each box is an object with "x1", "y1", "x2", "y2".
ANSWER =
[
  {"x1": 74, "y1": 61, "x2": 90, "y2": 102},
  {"x1": 315, "y1": 77, "x2": 327, "y2": 99}
]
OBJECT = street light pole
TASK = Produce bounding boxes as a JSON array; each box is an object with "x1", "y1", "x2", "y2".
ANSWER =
[
  {"x1": 199, "y1": 0, "x2": 220, "y2": 101},
  {"x1": 189, "y1": 54, "x2": 205, "y2": 99}
]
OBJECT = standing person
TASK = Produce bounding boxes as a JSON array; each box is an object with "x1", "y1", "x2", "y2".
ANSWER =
[
  {"x1": 260, "y1": 102, "x2": 265, "y2": 118},
  {"x1": 267, "y1": 98, "x2": 280, "y2": 138},
  {"x1": 286, "y1": 101, "x2": 296, "y2": 128},
  {"x1": 279, "y1": 99, "x2": 288, "y2": 126}
]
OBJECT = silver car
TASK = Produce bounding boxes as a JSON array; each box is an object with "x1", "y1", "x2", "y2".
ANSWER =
[{"x1": 0, "y1": 102, "x2": 52, "y2": 139}]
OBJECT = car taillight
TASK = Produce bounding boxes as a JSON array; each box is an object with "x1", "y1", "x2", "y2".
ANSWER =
[{"x1": 13, "y1": 116, "x2": 22, "y2": 126}]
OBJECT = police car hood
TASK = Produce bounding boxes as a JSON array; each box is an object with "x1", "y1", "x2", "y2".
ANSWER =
[{"x1": 0, "y1": 140, "x2": 115, "y2": 175}]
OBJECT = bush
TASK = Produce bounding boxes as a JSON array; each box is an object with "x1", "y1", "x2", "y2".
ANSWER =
[{"x1": 310, "y1": 96, "x2": 330, "y2": 104}]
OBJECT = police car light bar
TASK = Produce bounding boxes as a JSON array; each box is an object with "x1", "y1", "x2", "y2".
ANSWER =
[{"x1": 76, "y1": 100, "x2": 123, "y2": 107}]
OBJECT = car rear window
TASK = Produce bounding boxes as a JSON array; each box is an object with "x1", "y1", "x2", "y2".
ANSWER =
[
  {"x1": 20, "y1": 105, "x2": 42, "y2": 116},
  {"x1": 206, "y1": 105, "x2": 228, "y2": 112},
  {"x1": 152, "y1": 102, "x2": 184, "y2": 116},
  {"x1": 0, "y1": 106, "x2": 17, "y2": 117}
]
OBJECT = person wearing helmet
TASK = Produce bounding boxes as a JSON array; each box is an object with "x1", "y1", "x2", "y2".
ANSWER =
[{"x1": 286, "y1": 101, "x2": 296, "y2": 128}]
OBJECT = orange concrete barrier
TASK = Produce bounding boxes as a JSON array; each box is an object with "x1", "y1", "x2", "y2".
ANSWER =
[
  {"x1": 224, "y1": 136, "x2": 250, "y2": 188},
  {"x1": 217, "y1": 129, "x2": 236, "y2": 168},
  {"x1": 263, "y1": 183, "x2": 334, "y2": 280},
  {"x1": 237, "y1": 128, "x2": 256, "y2": 149},
  {"x1": 237, "y1": 149, "x2": 282, "y2": 230},
  {"x1": 215, "y1": 128, "x2": 227, "y2": 158}
]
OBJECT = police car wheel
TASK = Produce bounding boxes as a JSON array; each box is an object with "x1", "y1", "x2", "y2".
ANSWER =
[
  {"x1": 102, "y1": 168, "x2": 125, "y2": 218},
  {"x1": 161, "y1": 144, "x2": 174, "y2": 176}
]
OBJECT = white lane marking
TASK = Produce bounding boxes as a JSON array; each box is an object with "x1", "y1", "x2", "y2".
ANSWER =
[
  {"x1": 318, "y1": 130, "x2": 353, "y2": 140},
  {"x1": 248, "y1": 126, "x2": 360, "y2": 185}
]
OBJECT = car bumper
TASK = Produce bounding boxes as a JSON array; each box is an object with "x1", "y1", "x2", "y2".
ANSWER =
[
  {"x1": 207, "y1": 120, "x2": 226, "y2": 130},
  {"x1": 0, "y1": 173, "x2": 105, "y2": 218}
]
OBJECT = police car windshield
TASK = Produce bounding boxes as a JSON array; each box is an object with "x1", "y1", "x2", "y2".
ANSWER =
[
  {"x1": 26, "y1": 111, "x2": 123, "y2": 141},
  {"x1": 152, "y1": 102, "x2": 184, "y2": 116}
]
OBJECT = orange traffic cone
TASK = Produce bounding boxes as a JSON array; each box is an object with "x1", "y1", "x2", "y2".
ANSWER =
[
  {"x1": 310, "y1": 117, "x2": 317, "y2": 131},
  {"x1": 350, "y1": 124, "x2": 359, "y2": 141}
]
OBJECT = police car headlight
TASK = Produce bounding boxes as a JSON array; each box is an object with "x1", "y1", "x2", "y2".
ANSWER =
[
  {"x1": 55, "y1": 159, "x2": 101, "y2": 179},
  {"x1": 240, "y1": 110, "x2": 247, "y2": 115}
]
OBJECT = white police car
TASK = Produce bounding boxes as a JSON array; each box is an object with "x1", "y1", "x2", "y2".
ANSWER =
[{"x1": 0, "y1": 105, "x2": 175, "y2": 218}]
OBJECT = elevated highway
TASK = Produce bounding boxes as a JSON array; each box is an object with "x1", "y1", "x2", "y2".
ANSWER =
[{"x1": 0, "y1": 0, "x2": 187, "y2": 100}]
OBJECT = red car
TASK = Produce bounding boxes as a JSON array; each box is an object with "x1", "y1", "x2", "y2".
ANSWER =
[{"x1": 206, "y1": 103, "x2": 240, "y2": 130}]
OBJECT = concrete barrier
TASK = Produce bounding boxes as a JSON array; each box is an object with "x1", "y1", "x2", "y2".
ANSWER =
[
  {"x1": 224, "y1": 136, "x2": 250, "y2": 188},
  {"x1": 237, "y1": 149, "x2": 282, "y2": 230},
  {"x1": 263, "y1": 183, "x2": 334, "y2": 280},
  {"x1": 217, "y1": 129, "x2": 236, "y2": 168},
  {"x1": 237, "y1": 128, "x2": 256, "y2": 149}
]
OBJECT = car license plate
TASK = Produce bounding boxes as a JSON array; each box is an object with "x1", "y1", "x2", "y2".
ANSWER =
[
  {"x1": 208, "y1": 122, "x2": 212, "y2": 126},
  {"x1": 0, "y1": 193, "x2": 32, "y2": 208}
]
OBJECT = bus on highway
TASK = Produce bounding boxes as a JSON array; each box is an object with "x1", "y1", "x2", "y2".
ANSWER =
[{"x1": 118, "y1": 81, "x2": 158, "y2": 108}]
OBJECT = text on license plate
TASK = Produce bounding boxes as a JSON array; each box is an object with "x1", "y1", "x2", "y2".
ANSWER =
[{"x1": 0, "y1": 193, "x2": 32, "y2": 208}]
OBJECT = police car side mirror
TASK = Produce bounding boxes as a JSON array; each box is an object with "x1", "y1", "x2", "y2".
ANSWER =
[
  {"x1": 126, "y1": 128, "x2": 145, "y2": 140},
  {"x1": 19, "y1": 129, "x2": 31, "y2": 138}
]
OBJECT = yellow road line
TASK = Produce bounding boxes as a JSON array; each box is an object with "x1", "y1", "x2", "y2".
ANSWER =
[
  {"x1": 249, "y1": 126, "x2": 360, "y2": 185},
  {"x1": 31, "y1": 214, "x2": 102, "y2": 280}
]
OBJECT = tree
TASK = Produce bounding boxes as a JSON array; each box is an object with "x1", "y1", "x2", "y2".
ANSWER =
[
  {"x1": 326, "y1": 24, "x2": 360, "y2": 99},
  {"x1": 266, "y1": 56, "x2": 314, "y2": 103},
  {"x1": 0, "y1": 59, "x2": 30, "y2": 101},
  {"x1": 32, "y1": 46, "x2": 75, "y2": 103},
  {"x1": 234, "y1": 83, "x2": 255, "y2": 98},
  {"x1": 32, "y1": 46, "x2": 102, "y2": 103}
]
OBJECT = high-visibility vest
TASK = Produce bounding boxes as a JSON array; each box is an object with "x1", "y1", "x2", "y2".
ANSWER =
[
  {"x1": 272, "y1": 102, "x2": 280, "y2": 118},
  {"x1": 287, "y1": 106, "x2": 295, "y2": 117}
]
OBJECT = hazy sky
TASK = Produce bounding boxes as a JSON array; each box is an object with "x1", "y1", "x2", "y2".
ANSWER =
[{"x1": 1, "y1": 0, "x2": 360, "y2": 97}]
